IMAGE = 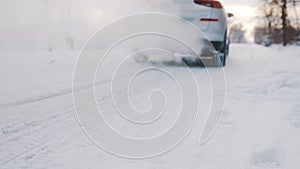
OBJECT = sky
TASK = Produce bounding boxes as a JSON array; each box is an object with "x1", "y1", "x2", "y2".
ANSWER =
[{"x1": 221, "y1": 0, "x2": 258, "y2": 41}]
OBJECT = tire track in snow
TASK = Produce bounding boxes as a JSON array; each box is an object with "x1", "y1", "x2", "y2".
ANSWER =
[
  {"x1": 0, "y1": 73, "x2": 135, "y2": 166},
  {"x1": 0, "y1": 106, "x2": 74, "y2": 146},
  {"x1": 0, "y1": 107, "x2": 76, "y2": 166},
  {"x1": 0, "y1": 76, "x2": 131, "y2": 108}
]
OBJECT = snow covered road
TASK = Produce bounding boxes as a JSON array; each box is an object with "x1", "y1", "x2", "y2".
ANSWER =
[{"x1": 0, "y1": 44, "x2": 300, "y2": 169}]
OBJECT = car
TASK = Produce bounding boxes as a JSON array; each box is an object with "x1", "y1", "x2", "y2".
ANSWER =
[{"x1": 176, "y1": 0, "x2": 233, "y2": 66}]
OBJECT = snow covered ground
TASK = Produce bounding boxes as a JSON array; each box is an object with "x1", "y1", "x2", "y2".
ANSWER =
[{"x1": 0, "y1": 44, "x2": 300, "y2": 169}]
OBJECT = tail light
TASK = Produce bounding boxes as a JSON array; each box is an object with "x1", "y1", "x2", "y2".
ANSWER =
[
  {"x1": 194, "y1": 0, "x2": 223, "y2": 8},
  {"x1": 200, "y1": 18, "x2": 219, "y2": 22}
]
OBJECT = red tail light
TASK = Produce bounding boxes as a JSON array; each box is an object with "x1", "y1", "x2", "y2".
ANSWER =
[
  {"x1": 200, "y1": 18, "x2": 219, "y2": 22},
  {"x1": 194, "y1": 0, "x2": 223, "y2": 8}
]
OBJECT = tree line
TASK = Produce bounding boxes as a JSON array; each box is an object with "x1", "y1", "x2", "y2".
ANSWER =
[{"x1": 255, "y1": 0, "x2": 300, "y2": 46}]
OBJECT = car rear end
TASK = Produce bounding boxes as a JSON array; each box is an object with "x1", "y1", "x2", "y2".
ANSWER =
[
  {"x1": 176, "y1": 0, "x2": 229, "y2": 66},
  {"x1": 177, "y1": 0, "x2": 227, "y2": 46}
]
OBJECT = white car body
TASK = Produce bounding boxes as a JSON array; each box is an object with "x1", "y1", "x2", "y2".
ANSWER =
[{"x1": 175, "y1": 0, "x2": 230, "y2": 66}]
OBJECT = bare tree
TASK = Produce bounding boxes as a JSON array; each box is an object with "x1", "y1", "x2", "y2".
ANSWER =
[
  {"x1": 259, "y1": 0, "x2": 300, "y2": 45},
  {"x1": 261, "y1": 0, "x2": 281, "y2": 34},
  {"x1": 292, "y1": 0, "x2": 300, "y2": 29},
  {"x1": 282, "y1": 0, "x2": 288, "y2": 45}
]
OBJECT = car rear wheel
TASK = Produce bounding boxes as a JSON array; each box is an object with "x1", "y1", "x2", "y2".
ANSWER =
[
  {"x1": 220, "y1": 35, "x2": 229, "y2": 67},
  {"x1": 218, "y1": 52, "x2": 226, "y2": 67}
]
